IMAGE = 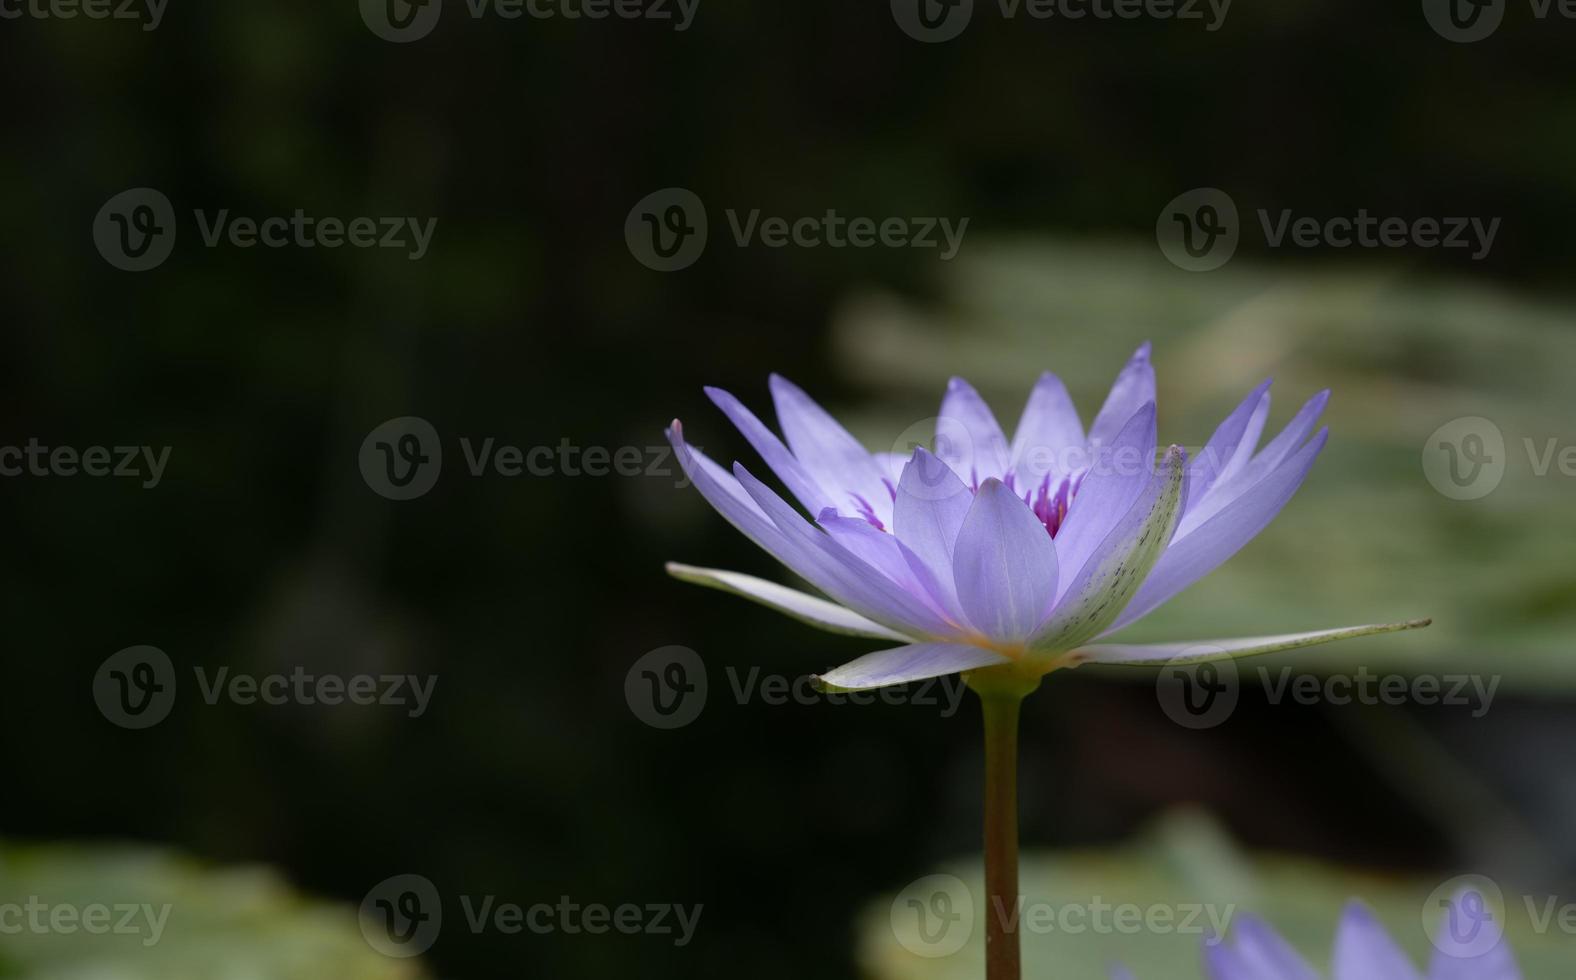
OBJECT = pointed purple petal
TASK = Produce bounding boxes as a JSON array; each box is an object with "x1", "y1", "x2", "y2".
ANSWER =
[
  {"x1": 1230, "y1": 916, "x2": 1320, "y2": 980},
  {"x1": 1109, "y1": 426, "x2": 1327, "y2": 631},
  {"x1": 769, "y1": 374, "x2": 893, "y2": 525},
  {"x1": 733, "y1": 462, "x2": 957, "y2": 639},
  {"x1": 706, "y1": 386, "x2": 837, "y2": 516},
  {"x1": 1010, "y1": 370, "x2": 1085, "y2": 487},
  {"x1": 1428, "y1": 890, "x2": 1521, "y2": 980},
  {"x1": 819, "y1": 511, "x2": 961, "y2": 622},
  {"x1": 815, "y1": 642, "x2": 1008, "y2": 691},
  {"x1": 1203, "y1": 937, "x2": 1256, "y2": 980},
  {"x1": 935, "y1": 376, "x2": 1011, "y2": 486},
  {"x1": 1189, "y1": 379, "x2": 1271, "y2": 508},
  {"x1": 1333, "y1": 903, "x2": 1423, "y2": 980},
  {"x1": 952, "y1": 478, "x2": 1059, "y2": 642},
  {"x1": 1052, "y1": 402, "x2": 1158, "y2": 595},
  {"x1": 892, "y1": 447, "x2": 974, "y2": 611},
  {"x1": 1087, "y1": 342, "x2": 1156, "y2": 448},
  {"x1": 1031, "y1": 445, "x2": 1185, "y2": 652},
  {"x1": 1180, "y1": 388, "x2": 1327, "y2": 537}
]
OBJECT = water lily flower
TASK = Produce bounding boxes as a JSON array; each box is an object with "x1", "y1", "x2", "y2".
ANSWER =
[
  {"x1": 665, "y1": 342, "x2": 1425, "y2": 689},
  {"x1": 664, "y1": 343, "x2": 1429, "y2": 980},
  {"x1": 1118, "y1": 899, "x2": 1521, "y2": 980}
]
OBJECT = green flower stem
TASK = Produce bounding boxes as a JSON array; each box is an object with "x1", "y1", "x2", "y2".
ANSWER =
[{"x1": 969, "y1": 666, "x2": 1040, "y2": 980}]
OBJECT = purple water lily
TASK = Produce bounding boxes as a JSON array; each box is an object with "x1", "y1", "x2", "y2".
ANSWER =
[
  {"x1": 666, "y1": 343, "x2": 1426, "y2": 686},
  {"x1": 1117, "y1": 900, "x2": 1521, "y2": 980},
  {"x1": 664, "y1": 343, "x2": 1429, "y2": 980}
]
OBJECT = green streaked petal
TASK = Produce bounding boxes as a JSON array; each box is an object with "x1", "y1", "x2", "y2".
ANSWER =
[
  {"x1": 665, "y1": 562, "x2": 912, "y2": 641},
  {"x1": 1070, "y1": 618, "x2": 1433, "y2": 666}
]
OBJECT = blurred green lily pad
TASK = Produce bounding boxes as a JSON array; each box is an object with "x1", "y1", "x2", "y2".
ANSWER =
[
  {"x1": 860, "y1": 810, "x2": 1572, "y2": 979},
  {"x1": 0, "y1": 842, "x2": 422, "y2": 980}
]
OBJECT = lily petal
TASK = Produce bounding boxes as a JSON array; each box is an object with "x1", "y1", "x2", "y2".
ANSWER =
[
  {"x1": 819, "y1": 511, "x2": 961, "y2": 621},
  {"x1": 1010, "y1": 370, "x2": 1085, "y2": 486},
  {"x1": 667, "y1": 420, "x2": 936, "y2": 639},
  {"x1": 1333, "y1": 903, "x2": 1423, "y2": 980},
  {"x1": 1030, "y1": 445, "x2": 1186, "y2": 653},
  {"x1": 936, "y1": 376, "x2": 1011, "y2": 487},
  {"x1": 1109, "y1": 426, "x2": 1328, "y2": 631},
  {"x1": 1188, "y1": 379, "x2": 1271, "y2": 509},
  {"x1": 1068, "y1": 618, "x2": 1432, "y2": 666},
  {"x1": 1230, "y1": 916, "x2": 1320, "y2": 980},
  {"x1": 952, "y1": 478, "x2": 1059, "y2": 642},
  {"x1": 665, "y1": 563, "x2": 909, "y2": 641},
  {"x1": 769, "y1": 374, "x2": 893, "y2": 526},
  {"x1": 733, "y1": 462, "x2": 958, "y2": 638},
  {"x1": 706, "y1": 386, "x2": 836, "y2": 516},
  {"x1": 1087, "y1": 342, "x2": 1155, "y2": 448},
  {"x1": 815, "y1": 642, "x2": 1010, "y2": 692},
  {"x1": 893, "y1": 447, "x2": 974, "y2": 611},
  {"x1": 1052, "y1": 402, "x2": 1158, "y2": 595},
  {"x1": 1180, "y1": 388, "x2": 1327, "y2": 538}
]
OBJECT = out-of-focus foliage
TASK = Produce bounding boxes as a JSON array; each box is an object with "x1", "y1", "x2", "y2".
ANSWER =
[
  {"x1": 831, "y1": 240, "x2": 1576, "y2": 689},
  {"x1": 861, "y1": 810, "x2": 1571, "y2": 980},
  {"x1": 0, "y1": 842, "x2": 421, "y2": 980}
]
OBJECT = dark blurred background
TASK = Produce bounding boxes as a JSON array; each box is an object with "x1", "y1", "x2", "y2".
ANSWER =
[{"x1": 3, "y1": 0, "x2": 1575, "y2": 977}]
